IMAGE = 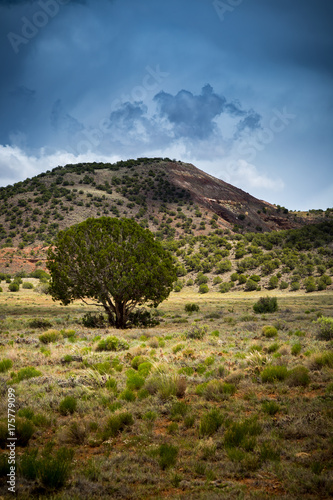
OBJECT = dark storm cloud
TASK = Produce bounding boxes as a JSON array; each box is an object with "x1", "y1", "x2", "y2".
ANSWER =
[
  {"x1": 109, "y1": 102, "x2": 148, "y2": 131},
  {"x1": 50, "y1": 99, "x2": 84, "y2": 135},
  {"x1": 154, "y1": 85, "x2": 261, "y2": 141}
]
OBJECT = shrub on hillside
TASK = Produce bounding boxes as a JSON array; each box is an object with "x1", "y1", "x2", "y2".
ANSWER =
[
  {"x1": 261, "y1": 365, "x2": 288, "y2": 383},
  {"x1": 253, "y1": 297, "x2": 278, "y2": 314},
  {"x1": 185, "y1": 303, "x2": 200, "y2": 313},
  {"x1": 22, "y1": 282, "x2": 34, "y2": 289},
  {"x1": 315, "y1": 316, "x2": 333, "y2": 341},
  {"x1": 39, "y1": 329, "x2": 61, "y2": 344},
  {"x1": 199, "y1": 284, "x2": 209, "y2": 294},
  {"x1": 262, "y1": 326, "x2": 278, "y2": 338},
  {"x1": 96, "y1": 336, "x2": 129, "y2": 351},
  {"x1": 8, "y1": 282, "x2": 19, "y2": 292}
]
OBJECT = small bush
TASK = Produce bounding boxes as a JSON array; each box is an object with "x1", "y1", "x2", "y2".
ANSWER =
[
  {"x1": 22, "y1": 282, "x2": 34, "y2": 289},
  {"x1": 253, "y1": 297, "x2": 278, "y2": 314},
  {"x1": 261, "y1": 400, "x2": 280, "y2": 415},
  {"x1": 138, "y1": 362, "x2": 152, "y2": 377},
  {"x1": 287, "y1": 366, "x2": 310, "y2": 387},
  {"x1": 103, "y1": 412, "x2": 134, "y2": 439},
  {"x1": 82, "y1": 312, "x2": 106, "y2": 328},
  {"x1": 290, "y1": 281, "x2": 300, "y2": 291},
  {"x1": 145, "y1": 373, "x2": 185, "y2": 400},
  {"x1": 119, "y1": 388, "x2": 136, "y2": 402},
  {"x1": 158, "y1": 444, "x2": 178, "y2": 469},
  {"x1": 203, "y1": 380, "x2": 236, "y2": 401},
  {"x1": 0, "y1": 358, "x2": 13, "y2": 373},
  {"x1": 291, "y1": 343, "x2": 302, "y2": 356},
  {"x1": 8, "y1": 282, "x2": 19, "y2": 292},
  {"x1": 28, "y1": 319, "x2": 52, "y2": 329},
  {"x1": 96, "y1": 336, "x2": 129, "y2": 351},
  {"x1": 245, "y1": 279, "x2": 258, "y2": 291},
  {"x1": 15, "y1": 418, "x2": 35, "y2": 447},
  {"x1": 261, "y1": 365, "x2": 288, "y2": 383},
  {"x1": 14, "y1": 366, "x2": 42, "y2": 382},
  {"x1": 199, "y1": 409, "x2": 224, "y2": 437},
  {"x1": 39, "y1": 329, "x2": 61, "y2": 344},
  {"x1": 312, "y1": 351, "x2": 333, "y2": 369},
  {"x1": 126, "y1": 372, "x2": 145, "y2": 390},
  {"x1": 185, "y1": 324, "x2": 207, "y2": 340},
  {"x1": 39, "y1": 446, "x2": 74, "y2": 490},
  {"x1": 224, "y1": 417, "x2": 261, "y2": 451},
  {"x1": 19, "y1": 449, "x2": 39, "y2": 480},
  {"x1": 131, "y1": 355, "x2": 147, "y2": 369},
  {"x1": 59, "y1": 396, "x2": 77, "y2": 415},
  {"x1": 185, "y1": 303, "x2": 200, "y2": 313},
  {"x1": 262, "y1": 326, "x2": 278, "y2": 338},
  {"x1": 279, "y1": 281, "x2": 288, "y2": 290},
  {"x1": 199, "y1": 284, "x2": 209, "y2": 294},
  {"x1": 315, "y1": 316, "x2": 333, "y2": 341},
  {"x1": 219, "y1": 282, "x2": 232, "y2": 293},
  {"x1": 267, "y1": 343, "x2": 279, "y2": 353},
  {"x1": 105, "y1": 377, "x2": 117, "y2": 391}
]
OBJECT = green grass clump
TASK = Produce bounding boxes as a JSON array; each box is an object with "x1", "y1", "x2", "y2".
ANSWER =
[
  {"x1": 261, "y1": 400, "x2": 280, "y2": 415},
  {"x1": 170, "y1": 401, "x2": 188, "y2": 421},
  {"x1": 59, "y1": 396, "x2": 77, "y2": 415},
  {"x1": 267, "y1": 343, "x2": 280, "y2": 353},
  {"x1": 224, "y1": 416, "x2": 261, "y2": 451},
  {"x1": 253, "y1": 297, "x2": 278, "y2": 314},
  {"x1": 96, "y1": 336, "x2": 129, "y2": 351},
  {"x1": 28, "y1": 319, "x2": 52, "y2": 329},
  {"x1": 14, "y1": 366, "x2": 42, "y2": 382},
  {"x1": 138, "y1": 361, "x2": 152, "y2": 377},
  {"x1": 145, "y1": 373, "x2": 186, "y2": 400},
  {"x1": 203, "y1": 380, "x2": 236, "y2": 401},
  {"x1": 315, "y1": 316, "x2": 333, "y2": 341},
  {"x1": 15, "y1": 418, "x2": 35, "y2": 447},
  {"x1": 38, "y1": 445, "x2": 74, "y2": 490},
  {"x1": 312, "y1": 351, "x2": 333, "y2": 369},
  {"x1": 185, "y1": 303, "x2": 200, "y2": 313},
  {"x1": 0, "y1": 358, "x2": 13, "y2": 373},
  {"x1": 199, "y1": 409, "x2": 224, "y2": 437},
  {"x1": 39, "y1": 329, "x2": 61, "y2": 344},
  {"x1": 131, "y1": 355, "x2": 147, "y2": 369},
  {"x1": 286, "y1": 366, "x2": 310, "y2": 387},
  {"x1": 105, "y1": 377, "x2": 117, "y2": 391},
  {"x1": 261, "y1": 365, "x2": 288, "y2": 383},
  {"x1": 22, "y1": 282, "x2": 34, "y2": 289},
  {"x1": 291, "y1": 343, "x2": 302, "y2": 356},
  {"x1": 126, "y1": 371, "x2": 145, "y2": 390},
  {"x1": 119, "y1": 388, "x2": 136, "y2": 402},
  {"x1": 185, "y1": 324, "x2": 207, "y2": 340},
  {"x1": 103, "y1": 412, "x2": 134, "y2": 439},
  {"x1": 158, "y1": 443, "x2": 178, "y2": 469},
  {"x1": 259, "y1": 441, "x2": 280, "y2": 462},
  {"x1": 262, "y1": 326, "x2": 278, "y2": 338}
]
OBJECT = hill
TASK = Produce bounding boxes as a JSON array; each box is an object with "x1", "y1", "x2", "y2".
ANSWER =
[{"x1": 0, "y1": 158, "x2": 332, "y2": 294}]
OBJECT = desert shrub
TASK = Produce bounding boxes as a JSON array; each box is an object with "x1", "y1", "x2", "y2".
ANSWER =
[
  {"x1": 22, "y1": 282, "x2": 34, "y2": 289},
  {"x1": 219, "y1": 282, "x2": 232, "y2": 293},
  {"x1": 61, "y1": 329, "x2": 76, "y2": 339},
  {"x1": 0, "y1": 358, "x2": 13, "y2": 373},
  {"x1": 59, "y1": 396, "x2": 77, "y2": 415},
  {"x1": 245, "y1": 279, "x2": 258, "y2": 291},
  {"x1": 19, "y1": 449, "x2": 39, "y2": 480},
  {"x1": 145, "y1": 373, "x2": 185, "y2": 400},
  {"x1": 253, "y1": 296, "x2": 278, "y2": 314},
  {"x1": 267, "y1": 343, "x2": 280, "y2": 353},
  {"x1": 261, "y1": 400, "x2": 280, "y2": 415},
  {"x1": 8, "y1": 282, "x2": 19, "y2": 292},
  {"x1": 28, "y1": 319, "x2": 52, "y2": 329},
  {"x1": 82, "y1": 312, "x2": 106, "y2": 328},
  {"x1": 268, "y1": 275, "x2": 279, "y2": 289},
  {"x1": 103, "y1": 412, "x2": 134, "y2": 439},
  {"x1": 199, "y1": 284, "x2": 209, "y2": 294},
  {"x1": 126, "y1": 372, "x2": 145, "y2": 390},
  {"x1": 17, "y1": 408, "x2": 34, "y2": 420},
  {"x1": 0, "y1": 287, "x2": 2, "y2": 292},
  {"x1": 203, "y1": 380, "x2": 236, "y2": 401},
  {"x1": 290, "y1": 281, "x2": 300, "y2": 291},
  {"x1": 199, "y1": 409, "x2": 223, "y2": 437},
  {"x1": 128, "y1": 309, "x2": 159, "y2": 327},
  {"x1": 312, "y1": 351, "x2": 333, "y2": 369},
  {"x1": 185, "y1": 303, "x2": 200, "y2": 313},
  {"x1": 262, "y1": 326, "x2": 278, "y2": 338},
  {"x1": 158, "y1": 444, "x2": 178, "y2": 469},
  {"x1": 170, "y1": 401, "x2": 188, "y2": 421},
  {"x1": 96, "y1": 336, "x2": 129, "y2": 351},
  {"x1": 304, "y1": 277, "x2": 317, "y2": 293},
  {"x1": 138, "y1": 361, "x2": 153, "y2": 377},
  {"x1": 259, "y1": 441, "x2": 280, "y2": 462},
  {"x1": 16, "y1": 418, "x2": 35, "y2": 447},
  {"x1": 291, "y1": 343, "x2": 302, "y2": 356},
  {"x1": 38, "y1": 445, "x2": 74, "y2": 490},
  {"x1": 279, "y1": 281, "x2": 288, "y2": 290},
  {"x1": 286, "y1": 366, "x2": 310, "y2": 387},
  {"x1": 39, "y1": 329, "x2": 61, "y2": 344},
  {"x1": 119, "y1": 388, "x2": 136, "y2": 402},
  {"x1": 224, "y1": 417, "x2": 261, "y2": 451},
  {"x1": 315, "y1": 316, "x2": 333, "y2": 341},
  {"x1": 185, "y1": 324, "x2": 207, "y2": 340},
  {"x1": 261, "y1": 365, "x2": 288, "y2": 383},
  {"x1": 105, "y1": 377, "x2": 117, "y2": 391},
  {"x1": 213, "y1": 276, "x2": 223, "y2": 285},
  {"x1": 131, "y1": 355, "x2": 147, "y2": 369},
  {"x1": 66, "y1": 421, "x2": 86, "y2": 445},
  {"x1": 14, "y1": 366, "x2": 42, "y2": 382}
]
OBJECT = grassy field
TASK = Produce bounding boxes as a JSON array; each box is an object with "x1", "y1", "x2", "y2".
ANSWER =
[{"x1": 0, "y1": 287, "x2": 332, "y2": 499}]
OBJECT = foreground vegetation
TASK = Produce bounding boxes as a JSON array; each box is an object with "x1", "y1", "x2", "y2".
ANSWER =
[{"x1": 0, "y1": 287, "x2": 332, "y2": 499}]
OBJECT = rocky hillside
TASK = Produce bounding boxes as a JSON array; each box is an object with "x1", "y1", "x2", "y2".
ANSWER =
[{"x1": 0, "y1": 157, "x2": 317, "y2": 251}]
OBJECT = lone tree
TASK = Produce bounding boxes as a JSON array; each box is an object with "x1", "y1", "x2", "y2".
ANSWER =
[{"x1": 47, "y1": 217, "x2": 177, "y2": 328}]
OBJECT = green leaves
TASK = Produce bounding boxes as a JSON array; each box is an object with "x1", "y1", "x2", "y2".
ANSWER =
[{"x1": 47, "y1": 217, "x2": 177, "y2": 328}]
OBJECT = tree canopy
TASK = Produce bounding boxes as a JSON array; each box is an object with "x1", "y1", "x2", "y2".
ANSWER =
[{"x1": 47, "y1": 217, "x2": 177, "y2": 328}]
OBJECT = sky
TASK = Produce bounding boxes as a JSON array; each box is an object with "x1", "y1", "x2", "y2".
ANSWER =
[{"x1": 0, "y1": 0, "x2": 332, "y2": 210}]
